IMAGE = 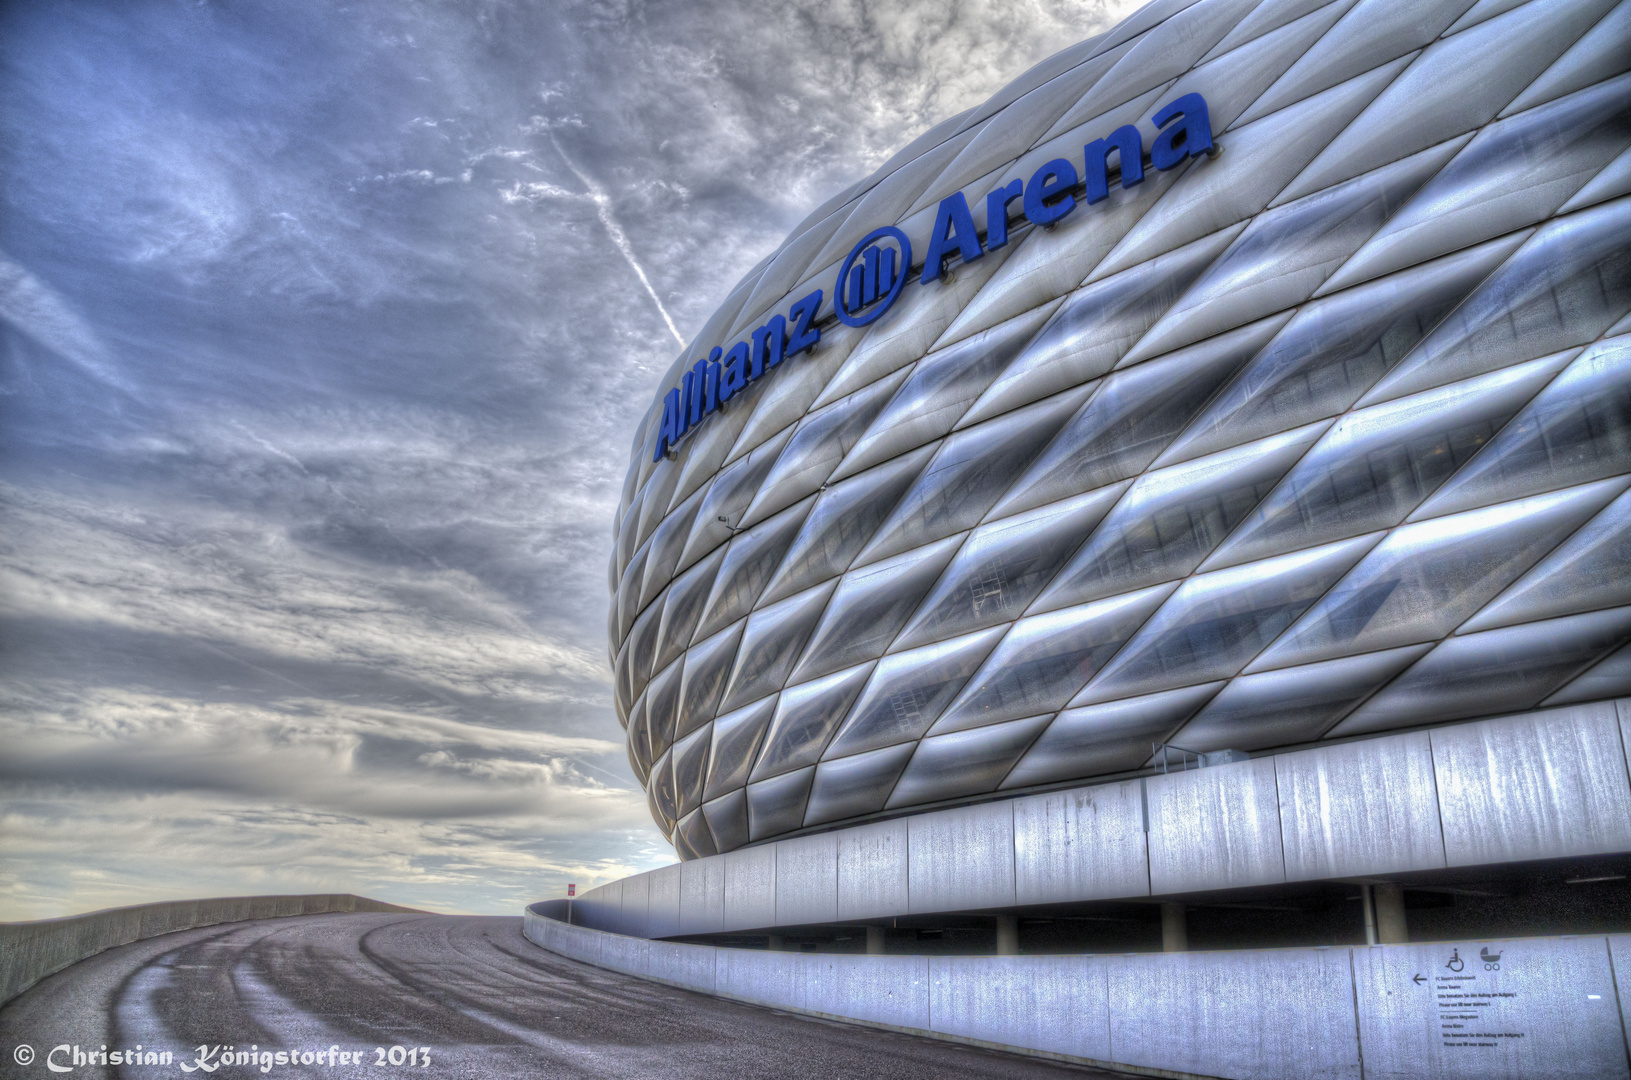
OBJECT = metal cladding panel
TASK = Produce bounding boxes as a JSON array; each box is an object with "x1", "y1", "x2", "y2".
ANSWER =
[
  {"x1": 1013, "y1": 780, "x2": 1150, "y2": 906},
  {"x1": 1147, "y1": 756, "x2": 1286, "y2": 895},
  {"x1": 907, "y1": 801, "x2": 1016, "y2": 915},
  {"x1": 775, "y1": 831, "x2": 839, "y2": 926},
  {"x1": 1353, "y1": 937, "x2": 1629, "y2": 1080},
  {"x1": 620, "y1": 872, "x2": 651, "y2": 940},
  {"x1": 928, "y1": 955, "x2": 1111, "y2": 1062},
  {"x1": 1432, "y1": 701, "x2": 1631, "y2": 866},
  {"x1": 722, "y1": 844, "x2": 777, "y2": 931},
  {"x1": 614, "y1": 0, "x2": 1631, "y2": 851},
  {"x1": 1276, "y1": 730, "x2": 1447, "y2": 881},
  {"x1": 1105, "y1": 947, "x2": 1360, "y2": 1080},
  {"x1": 647, "y1": 863, "x2": 681, "y2": 939},
  {"x1": 679, "y1": 855, "x2": 727, "y2": 936},
  {"x1": 836, "y1": 818, "x2": 909, "y2": 922}
]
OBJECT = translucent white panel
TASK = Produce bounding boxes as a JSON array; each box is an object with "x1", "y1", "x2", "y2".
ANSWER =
[
  {"x1": 803, "y1": 128, "x2": 981, "y2": 276},
  {"x1": 654, "y1": 544, "x2": 726, "y2": 673},
  {"x1": 803, "y1": 742, "x2": 917, "y2": 828},
  {"x1": 730, "y1": 205, "x2": 852, "y2": 339},
  {"x1": 1092, "y1": 57, "x2": 1409, "y2": 280},
  {"x1": 886, "y1": 714, "x2": 1053, "y2": 809},
  {"x1": 650, "y1": 746, "x2": 679, "y2": 830},
  {"x1": 675, "y1": 807, "x2": 718, "y2": 860},
  {"x1": 648, "y1": 779, "x2": 674, "y2": 840},
  {"x1": 1544, "y1": 639, "x2": 1631, "y2": 705},
  {"x1": 1276, "y1": 0, "x2": 1620, "y2": 204},
  {"x1": 1205, "y1": 0, "x2": 1351, "y2": 60},
  {"x1": 625, "y1": 590, "x2": 666, "y2": 705},
  {"x1": 644, "y1": 655, "x2": 686, "y2": 765},
  {"x1": 1175, "y1": 0, "x2": 1360, "y2": 130},
  {"x1": 614, "y1": 542, "x2": 650, "y2": 646},
  {"x1": 1033, "y1": 423, "x2": 1329, "y2": 612},
  {"x1": 613, "y1": 477, "x2": 645, "y2": 580},
  {"x1": 1502, "y1": 0, "x2": 1631, "y2": 116},
  {"x1": 676, "y1": 425, "x2": 795, "y2": 574},
  {"x1": 717, "y1": 581, "x2": 836, "y2": 715},
  {"x1": 1159, "y1": 235, "x2": 1524, "y2": 466},
  {"x1": 749, "y1": 661, "x2": 874, "y2": 782},
  {"x1": 1463, "y1": 485, "x2": 1631, "y2": 631},
  {"x1": 625, "y1": 694, "x2": 651, "y2": 784},
  {"x1": 635, "y1": 456, "x2": 684, "y2": 552},
  {"x1": 1416, "y1": 336, "x2": 1631, "y2": 517},
  {"x1": 962, "y1": 228, "x2": 1243, "y2": 429},
  {"x1": 724, "y1": 323, "x2": 860, "y2": 469},
  {"x1": 893, "y1": 486, "x2": 1125, "y2": 652},
  {"x1": 854, "y1": 385, "x2": 1093, "y2": 566},
  {"x1": 692, "y1": 497, "x2": 813, "y2": 642},
  {"x1": 811, "y1": 242, "x2": 1016, "y2": 410},
  {"x1": 833, "y1": 305, "x2": 1052, "y2": 481},
  {"x1": 1207, "y1": 354, "x2": 1568, "y2": 569},
  {"x1": 1166, "y1": 644, "x2": 1429, "y2": 750},
  {"x1": 1251, "y1": 480, "x2": 1621, "y2": 670},
  {"x1": 1000, "y1": 318, "x2": 1286, "y2": 518},
  {"x1": 933, "y1": 151, "x2": 1188, "y2": 349},
  {"x1": 741, "y1": 367, "x2": 909, "y2": 527},
  {"x1": 746, "y1": 765, "x2": 815, "y2": 842},
  {"x1": 789, "y1": 535, "x2": 962, "y2": 685},
  {"x1": 1561, "y1": 142, "x2": 1631, "y2": 215},
  {"x1": 1237, "y1": 0, "x2": 1473, "y2": 124},
  {"x1": 759, "y1": 444, "x2": 937, "y2": 607},
  {"x1": 910, "y1": 59, "x2": 1108, "y2": 217},
  {"x1": 672, "y1": 722, "x2": 714, "y2": 818},
  {"x1": 1446, "y1": 0, "x2": 1530, "y2": 35},
  {"x1": 1056, "y1": 0, "x2": 1259, "y2": 127},
  {"x1": 640, "y1": 483, "x2": 706, "y2": 612},
  {"x1": 704, "y1": 695, "x2": 777, "y2": 803},
  {"x1": 1001, "y1": 683, "x2": 1224, "y2": 789},
  {"x1": 1330, "y1": 605, "x2": 1631, "y2": 736},
  {"x1": 612, "y1": 628, "x2": 635, "y2": 721},
  {"x1": 1124, "y1": 139, "x2": 1463, "y2": 363},
  {"x1": 1326, "y1": 77, "x2": 1631, "y2": 294},
  {"x1": 823, "y1": 627, "x2": 1007, "y2": 761},
  {"x1": 675, "y1": 620, "x2": 745, "y2": 743},
  {"x1": 1075, "y1": 535, "x2": 1378, "y2": 705},
  {"x1": 666, "y1": 383, "x2": 757, "y2": 513},
  {"x1": 702, "y1": 788, "x2": 751, "y2": 854},
  {"x1": 1365, "y1": 202, "x2": 1631, "y2": 406},
  {"x1": 935, "y1": 583, "x2": 1178, "y2": 733}
]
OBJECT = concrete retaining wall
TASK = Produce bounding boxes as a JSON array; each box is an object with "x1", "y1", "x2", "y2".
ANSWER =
[
  {"x1": 1, "y1": 894, "x2": 421, "y2": 1007},
  {"x1": 523, "y1": 904, "x2": 1631, "y2": 1080},
  {"x1": 571, "y1": 699, "x2": 1631, "y2": 938}
]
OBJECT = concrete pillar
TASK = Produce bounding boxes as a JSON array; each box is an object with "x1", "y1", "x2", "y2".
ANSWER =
[
  {"x1": 1360, "y1": 884, "x2": 1378, "y2": 946},
  {"x1": 996, "y1": 915, "x2": 1019, "y2": 956},
  {"x1": 865, "y1": 925, "x2": 886, "y2": 955},
  {"x1": 1374, "y1": 883, "x2": 1408, "y2": 944},
  {"x1": 1161, "y1": 902, "x2": 1188, "y2": 953},
  {"x1": 767, "y1": 934, "x2": 783, "y2": 952}
]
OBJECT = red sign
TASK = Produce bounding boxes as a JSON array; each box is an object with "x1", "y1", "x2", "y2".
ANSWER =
[{"x1": 567, "y1": 883, "x2": 576, "y2": 897}]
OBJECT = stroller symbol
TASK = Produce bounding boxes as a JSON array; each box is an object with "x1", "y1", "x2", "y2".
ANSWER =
[
  {"x1": 1481, "y1": 947, "x2": 1502, "y2": 971},
  {"x1": 1446, "y1": 949, "x2": 1465, "y2": 972}
]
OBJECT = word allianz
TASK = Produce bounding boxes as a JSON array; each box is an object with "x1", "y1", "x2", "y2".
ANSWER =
[{"x1": 652, "y1": 92, "x2": 1215, "y2": 462}]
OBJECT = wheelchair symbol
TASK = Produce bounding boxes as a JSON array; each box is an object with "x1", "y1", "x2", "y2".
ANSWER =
[{"x1": 1446, "y1": 948, "x2": 1464, "y2": 973}]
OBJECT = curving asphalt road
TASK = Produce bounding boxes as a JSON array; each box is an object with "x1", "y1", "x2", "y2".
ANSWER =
[{"x1": 0, "y1": 914, "x2": 1127, "y2": 1079}]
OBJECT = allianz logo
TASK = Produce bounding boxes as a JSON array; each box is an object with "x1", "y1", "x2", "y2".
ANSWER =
[{"x1": 654, "y1": 93, "x2": 1215, "y2": 462}]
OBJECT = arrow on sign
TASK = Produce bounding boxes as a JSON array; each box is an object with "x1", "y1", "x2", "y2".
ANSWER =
[{"x1": 1413, "y1": 973, "x2": 1426, "y2": 986}]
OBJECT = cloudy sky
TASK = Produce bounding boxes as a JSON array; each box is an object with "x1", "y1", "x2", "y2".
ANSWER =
[{"x1": 0, "y1": 0, "x2": 1137, "y2": 919}]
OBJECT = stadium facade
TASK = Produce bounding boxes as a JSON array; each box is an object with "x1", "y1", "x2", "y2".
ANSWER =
[
  {"x1": 611, "y1": 0, "x2": 1631, "y2": 862},
  {"x1": 532, "y1": 2, "x2": 1631, "y2": 1074}
]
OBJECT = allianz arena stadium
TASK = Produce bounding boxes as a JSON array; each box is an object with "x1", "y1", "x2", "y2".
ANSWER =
[{"x1": 607, "y1": 0, "x2": 1631, "y2": 861}]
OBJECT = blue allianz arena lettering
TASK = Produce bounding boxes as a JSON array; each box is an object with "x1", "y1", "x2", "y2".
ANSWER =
[{"x1": 651, "y1": 92, "x2": 1213, "y2": 462}]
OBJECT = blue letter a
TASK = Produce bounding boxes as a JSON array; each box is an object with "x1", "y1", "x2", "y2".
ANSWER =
[{"x1": 921, "y1": 192, "x2": 982, "y2": 284}]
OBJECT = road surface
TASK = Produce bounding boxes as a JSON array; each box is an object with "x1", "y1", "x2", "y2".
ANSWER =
[{"x1": 0, "y1": 914, "x2": 1128, "y2": 1078}]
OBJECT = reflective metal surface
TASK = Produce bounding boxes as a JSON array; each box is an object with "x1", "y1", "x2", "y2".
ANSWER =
[{"x1": 611, "y1": 0, "x2": 1631, "y2": 852}]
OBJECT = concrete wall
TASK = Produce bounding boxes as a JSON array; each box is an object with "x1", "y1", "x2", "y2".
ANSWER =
[
  {"x1": 570, "y1": 699, "x2": 1631, "y2": 938},
  {"x1": 524, "y1": 904, "x2": 1631, "y2": 1080},
  {"x1": 1, "y1": 893, "x2": 421, "y2": 1007}
]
